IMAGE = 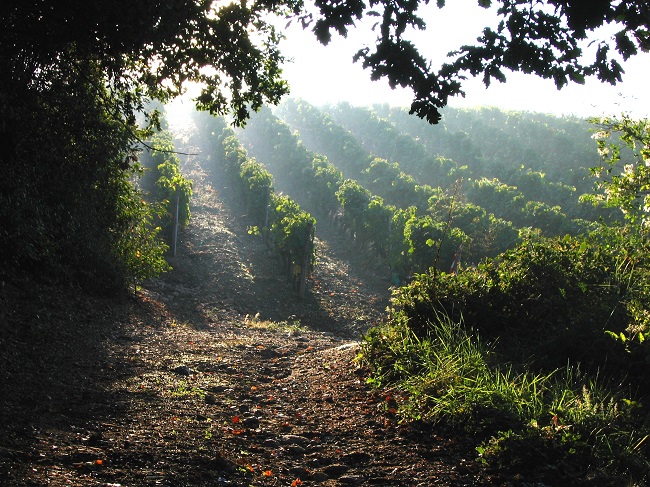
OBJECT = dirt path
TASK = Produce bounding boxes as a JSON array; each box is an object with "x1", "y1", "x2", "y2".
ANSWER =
[
  {"x1": 0, "y1": 150, "x2": 501, "y2": 485},
  {"x1": 147, "y1": 149, "x2": 390, "y2": 338}
]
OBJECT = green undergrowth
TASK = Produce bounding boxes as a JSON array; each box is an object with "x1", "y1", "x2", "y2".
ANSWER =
[
  {"x1": 359, "y1": 233, "x2": 650, "y2": 484},
  {"x1": 361, "y1": 317, "x2": 649, "y2": 483},
  {"x1": 242, "y1": 312, "x2": 306, "y2": 334}
]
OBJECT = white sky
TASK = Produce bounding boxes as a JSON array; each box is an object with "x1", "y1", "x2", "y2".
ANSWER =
[{"x1": 277, "y1": 0, "x2": 650, "y2": 119}]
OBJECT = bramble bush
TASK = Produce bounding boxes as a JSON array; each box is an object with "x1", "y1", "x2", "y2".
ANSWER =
[{"x1": 382, "y1": 230, "x2": 649, "y2": 378}]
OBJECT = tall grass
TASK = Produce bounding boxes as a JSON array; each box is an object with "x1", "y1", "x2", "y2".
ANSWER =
[{"x1": 360, "y1": 311, "x2": 649, "y2": 480}]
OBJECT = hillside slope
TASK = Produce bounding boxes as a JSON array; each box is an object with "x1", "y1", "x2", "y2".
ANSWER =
[{"x1": 0, "y1": 154, "x2": 503, "y2": 486}]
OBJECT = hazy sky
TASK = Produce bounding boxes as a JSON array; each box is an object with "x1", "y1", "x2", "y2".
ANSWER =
[{"x1": 276, "y1": 1, "x2": 650, "y2": 119}]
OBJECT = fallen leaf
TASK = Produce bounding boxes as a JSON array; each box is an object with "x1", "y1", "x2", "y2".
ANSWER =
[
  {"x1": 262, "y1": 469, "x2": 272, "y2": 476},
  {"x1": 291, "y1": 479, "x2": 303, "y2": 486}
]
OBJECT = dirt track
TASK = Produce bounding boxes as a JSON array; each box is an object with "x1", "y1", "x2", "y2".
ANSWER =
[{"x1": 0, "y1": 150, "x2": 500, "y2": 486}]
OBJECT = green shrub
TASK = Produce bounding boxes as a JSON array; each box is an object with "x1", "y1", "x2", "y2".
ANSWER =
[{"x1": 385, "y1": 230, "x2": 650, "y2": 376}]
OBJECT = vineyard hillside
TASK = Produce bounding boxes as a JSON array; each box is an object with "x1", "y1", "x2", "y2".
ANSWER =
[
  {"x1": 0, "y1": 129, "x2": 509, "y2": 485},
  {"x1": 1, "y1": 102, "x2": 642, "y2": 486}
]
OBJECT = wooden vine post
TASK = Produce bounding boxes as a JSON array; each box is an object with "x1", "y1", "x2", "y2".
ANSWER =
[
  {"x1": 387, "y1": 215, "x2": 393, "y2": 280},
  {"x1": 264, "y1": 185, "x2": 271, "y2": 229},
  {"x1": 298, "y1": 221, "x2": 313, "y2": 298},
  {"x1": 172, "y1": 188, "x2": 180, "y2": 257}
]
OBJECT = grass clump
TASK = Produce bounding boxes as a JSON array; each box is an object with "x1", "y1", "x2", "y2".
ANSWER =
[
  {"x1": 243, "y1": 312, "x2": 306, "y2": 334},
  {"x1": 168, "y1": 381, "x2": 206, "y2": 399},
  {"x1": 361, "y1": 316, "x2": 648, "y2": 483}
]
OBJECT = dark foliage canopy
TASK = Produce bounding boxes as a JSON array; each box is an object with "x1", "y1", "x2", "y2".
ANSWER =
[
  {"x1": 0, "y1": 0, "x2": 646, "y2": 285},
  {"x1": 1, "y1": 0, "x2": 292, "y2": 125},
  {"x1": 302, "y1": 0, "x2": 649, "y2": 123},
  {"x1": 2, "y1": 0, "x2": 646, "y2": 124}
]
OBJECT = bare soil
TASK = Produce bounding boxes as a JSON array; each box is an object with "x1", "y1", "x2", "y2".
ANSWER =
[{"x1": 0, "y1": 153, "x2": 505, "y2": 486}]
